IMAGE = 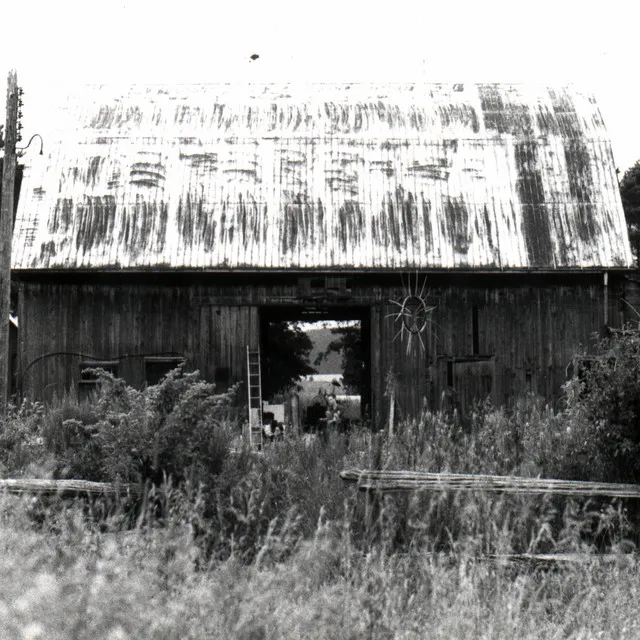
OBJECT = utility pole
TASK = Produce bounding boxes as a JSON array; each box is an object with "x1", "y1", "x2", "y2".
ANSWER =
[{"x1": 0, "y1": 70, "x2": 18, "y2": 407}]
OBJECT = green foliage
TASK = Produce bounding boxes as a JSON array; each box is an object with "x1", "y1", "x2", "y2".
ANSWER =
[
  {"x1": 90, "y1": 368, "x2": 240, "y2": 486},
  {"x1": 381, "y1": 324, "x2": 640, "y2": 487},
  {"x1": 203, "y1": 430, "x2": 367, "y2": 562},
  {"x1": 0, "y1": 401, "x2": 50, "y2": 477},
  {"x1": 315, "y1": 325, "x2": 363, "y2": 393},
  {"x1": 555, "y1": 328, "x2": 640, "y2": 483},
  {"x1": 20, "y1": 368, "x2": 239, "y2": 487},
  {"x1": 381, "y1": 400, "x2": 526, "y2": 476},
  {"x1": 39, "y1": 394, "x2": 101, "y2": 480},
  {"x1": 620, "y1": 160, "x2": 640, "y2": 266},
  {"x1": 1, "y1": 366, "x2": 640, "y2": 639},
  {"x1": 2, "y1": 328, "x2": 640, "y2": 598},
  {"x1": 0, "y1": 489, "x2": 638, "y2": 640},
  {"x1": 263, "y1": 322, "x2": 316, "y2": 398}
]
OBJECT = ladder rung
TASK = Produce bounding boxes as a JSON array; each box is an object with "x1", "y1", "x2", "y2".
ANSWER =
[{"x1": 247, "y1": 346, "x2": 263, "y2": 449}]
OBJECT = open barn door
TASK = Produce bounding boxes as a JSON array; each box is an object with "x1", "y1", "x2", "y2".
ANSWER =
[{"x1": 259, "y1": 306, "x2": 371, "y2": 434}]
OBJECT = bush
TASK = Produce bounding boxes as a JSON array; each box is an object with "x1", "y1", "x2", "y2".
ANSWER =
[
  {"x1": 91, "y1": 368, "x2": 240, "y2": 486},
  {"x1": 0, "y1": 401, "x2": 50, "y2": 477},
  {"x1": 39, "y1": 394, "x2": 101, "y2": 480},
  {"x1": 553, "y1": 328, "x2": 640, "y2": 484},
  {"x1": 21, "y1": 368, "x2": 240, "y2": 489}
]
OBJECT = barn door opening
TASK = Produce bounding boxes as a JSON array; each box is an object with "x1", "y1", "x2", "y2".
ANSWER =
[{"x1": 259, "y1": 306, "x2": 371, "y2": 433}]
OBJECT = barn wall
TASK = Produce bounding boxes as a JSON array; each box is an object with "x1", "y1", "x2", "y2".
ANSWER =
[
  {"x1": 18, "y1": 282, "x2": 259, "y2": 402},
  {"x1": 17, "y1": 273, "x2": 623, "y2": 417},
  {"x1": 9, "y1": 322, "x2": 18, "y2": 397},
  {"x1": 371, "y1": 278, "x2": 624, "y2": 424},
  {"x1": 623, "y1": 275, "x2": 640, "y2": 324}
]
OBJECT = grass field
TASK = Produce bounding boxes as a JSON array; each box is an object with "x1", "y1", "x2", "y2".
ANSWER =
[
  {"x1": 0, "y1": 484, "x2": 639, "y2": 640},
  {"x1": 1, "y1": 366, "x2": 640, "y2": 639}
]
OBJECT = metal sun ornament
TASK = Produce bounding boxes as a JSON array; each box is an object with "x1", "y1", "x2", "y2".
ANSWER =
[{"x1": 387, "y1": 272, "x2": 437, "y2": 355}]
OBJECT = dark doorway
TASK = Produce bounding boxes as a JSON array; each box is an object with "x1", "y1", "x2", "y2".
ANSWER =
[{"x1": 260, "y1": 306, "x2": 371, "y2": 431}]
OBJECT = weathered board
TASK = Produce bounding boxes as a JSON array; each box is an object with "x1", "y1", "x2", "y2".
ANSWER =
[
  {"x1": 369, "y1": 273, "x2": 622, "y2": 421},
  {"x1": 0, "y1": 478, "x2": 140, "y2": 497},
  {"x1": 340, "y1": 469, "x2": 640, "y2": 499},
  {"x1": 18, "y1": 280, "x2": 260, "y2": 399}
]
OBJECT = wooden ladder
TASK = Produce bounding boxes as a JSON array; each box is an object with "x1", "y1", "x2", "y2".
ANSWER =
[{"x1": 246, "y1": 346, "x2": 263, "y2": 450}]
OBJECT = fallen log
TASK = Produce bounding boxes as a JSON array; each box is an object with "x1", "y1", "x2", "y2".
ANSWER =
[
  {"x1": 340, "y1": 469, "x2": 640, "y2": 499},
  {"x1": 0, "y1": 478, "x2": 141, "y2": 498}
]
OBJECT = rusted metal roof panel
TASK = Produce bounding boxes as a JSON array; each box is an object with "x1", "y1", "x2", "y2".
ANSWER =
[{"x1": 12, "y1": 83, "x2": 633, "y2": 271}]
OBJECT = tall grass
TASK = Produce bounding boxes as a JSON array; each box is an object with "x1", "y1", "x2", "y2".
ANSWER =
[
  {"x1": 1, "y1": 366, "x2": 640, "y2": 637},
  {"x1": 0, "y1": 488, "x2": 638, "y2": 640}
]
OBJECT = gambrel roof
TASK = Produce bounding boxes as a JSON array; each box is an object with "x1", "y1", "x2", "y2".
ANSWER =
[{"x1": 12, "y1": 83, "x2": 633, "y2": 272}]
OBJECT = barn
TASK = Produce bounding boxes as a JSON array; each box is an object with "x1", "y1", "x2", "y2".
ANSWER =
[{"x1": 11, "y1": 82, "x2": 634, "y2": 423}]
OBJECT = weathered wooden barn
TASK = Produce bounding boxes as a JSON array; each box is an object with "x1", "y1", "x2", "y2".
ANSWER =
[{"x1": 11, "y1": 83, "x2": 634, "y2": 421}]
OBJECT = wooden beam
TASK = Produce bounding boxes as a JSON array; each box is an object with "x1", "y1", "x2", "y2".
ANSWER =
[
  {"x1": 340, "y1": 469, "x2": 640, "y2": 499},
  {"x1": 0, "y1": 477, "x2": 141, "y2": 497},
  {"x1": 0, "y1": 70, "x2": 18, "y2": 407}
]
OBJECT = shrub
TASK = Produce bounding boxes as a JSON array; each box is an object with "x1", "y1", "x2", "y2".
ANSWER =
[
  {"x1": 554, "y1": 328, "x2": 640, "y2": 484},
  {"x1": 88, "y1": 368, "x2": 241, "y2": 486},
  {"x1": 0, "y1": 401, "x2": 50, "y2": 477},
  {"x1": 4, "y1": 341, "x2": 640, "y2": 563},
  {"x1": 18, "y1": 368, "x2": 240, "y2": 489},
  {"x1": 39, "y1": 394, "x2": 101, "y2": 480}
]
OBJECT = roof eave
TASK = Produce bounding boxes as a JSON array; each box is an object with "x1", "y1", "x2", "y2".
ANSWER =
[{"x1": 11, "y1": 266, "x2": 635, "y2": 278}]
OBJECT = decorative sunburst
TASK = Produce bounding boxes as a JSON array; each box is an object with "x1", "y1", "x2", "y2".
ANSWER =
[{"x1": 387, "y1": 272, "x2": 438, "y2": 354}]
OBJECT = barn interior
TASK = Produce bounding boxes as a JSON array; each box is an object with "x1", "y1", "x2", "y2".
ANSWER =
[{"x1": 260, "y1": 305, "x2": 370, "y2": 431}]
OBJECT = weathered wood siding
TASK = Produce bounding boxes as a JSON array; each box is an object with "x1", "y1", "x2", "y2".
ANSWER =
[
  {"x1": 18, "y1": 273, "x2": 623, "y2": 423},
  {"x1": 371, "y1": 278, "x2": 624, "y2": 423},
  {"x1": 18, "y1": 282, "x2": 260, "y2": 401},
  {"x1": 623, "y1": 276, "x2": 640, "y2": 323}
]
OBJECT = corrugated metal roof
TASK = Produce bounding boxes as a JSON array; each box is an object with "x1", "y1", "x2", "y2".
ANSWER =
[{"x1": 12, "y1": 83, "x2": 633, "y2": 271}]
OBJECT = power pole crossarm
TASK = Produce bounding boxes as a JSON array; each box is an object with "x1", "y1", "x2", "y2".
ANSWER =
[{"x1": 0, "y1": 70, "x2": 18, "y2": 407}]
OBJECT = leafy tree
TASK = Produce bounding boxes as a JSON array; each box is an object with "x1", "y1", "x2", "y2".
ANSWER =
[
  {"x1": 262, "y1": 322, "x2": 315, "y2": 399},
  {"x1": 315, "y1": 325, "x2": 363, "y2": 394},
  {"x1": 620, "y1": 161, "x2": 640, "y2": 266}
]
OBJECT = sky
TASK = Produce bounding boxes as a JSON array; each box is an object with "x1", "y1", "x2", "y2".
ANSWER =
[{"x1": 1, "y1": 0, "x2": 639, "y2": 174}]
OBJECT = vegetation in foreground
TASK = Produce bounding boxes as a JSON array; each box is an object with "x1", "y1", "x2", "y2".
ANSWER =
[
  {"x1": 1, "y1": 329, "x2": 640, "y2": 638},
  {"x1": 1, "y1": 487, "x2": 639, "y2": 640}
]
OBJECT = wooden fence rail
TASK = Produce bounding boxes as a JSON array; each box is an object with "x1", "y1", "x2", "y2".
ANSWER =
[
  {"x1": 340, "y1": 469, "x2": 640, "y2": 499},
  {"x1": 0, "y1": 478, "x2": 141, "y2": 498}
]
